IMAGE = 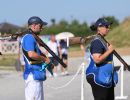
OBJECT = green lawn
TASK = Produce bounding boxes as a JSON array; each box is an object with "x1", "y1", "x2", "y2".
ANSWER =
[{"x1": 0, "y1": 54, "x2": 18, "y2": 66}]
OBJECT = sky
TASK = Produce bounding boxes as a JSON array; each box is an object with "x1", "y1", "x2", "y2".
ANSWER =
[{"x1": 0, "y1": 0, "x2": 130, "y2": 26}]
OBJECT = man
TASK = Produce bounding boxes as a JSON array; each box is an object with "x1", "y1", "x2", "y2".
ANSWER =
[
  {"x1": 21, "y1": 16, "x2": 50, "y2": 100},
  {"x1": 47, "y1": 34, "x2": 60, "y2": 77}
]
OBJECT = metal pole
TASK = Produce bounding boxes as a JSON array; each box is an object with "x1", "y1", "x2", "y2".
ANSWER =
[
  {"x1": 67, "y1": 37, "x2": 69, "y2": 47},
  {"x1": 115, "y1": 64, "x2": 128, "y2": 99},
  {"x1": 81, "y1": 62, "x2": 85, "y2": 100}
]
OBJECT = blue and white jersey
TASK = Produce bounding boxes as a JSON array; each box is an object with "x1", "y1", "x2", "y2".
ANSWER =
[{"x1": 21, "y1": 33, "x2": 43, "y2": 80}]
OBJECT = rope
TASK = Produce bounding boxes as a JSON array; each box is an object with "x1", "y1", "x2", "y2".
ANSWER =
[{"x1": 44, "y1": 64, "x2": 83, "y2": 90}]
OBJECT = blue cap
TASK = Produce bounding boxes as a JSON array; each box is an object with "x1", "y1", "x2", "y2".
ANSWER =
[
  {"x1": 28, "y1": 16, "x2": 47, "y2": 26},
  {"x1": 95, "y1": 18, "x2": 110, "y2": 27}
]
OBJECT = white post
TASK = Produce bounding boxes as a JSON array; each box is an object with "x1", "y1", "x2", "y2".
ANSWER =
[
  {"x1": 115, "y1": 64, "x2": 128, "y2": 99},
  {"x1": 81, "y1": 62, "x2": 85, "y2": 100},
  {"x1": 67, "y1": 37, "x2": 69, "y2": 47}
]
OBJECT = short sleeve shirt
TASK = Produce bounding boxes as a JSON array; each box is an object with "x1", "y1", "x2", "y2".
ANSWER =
[
  {"x1": 90, "y1": 39, "x2": 106, "y2": 54},
  {"x1": 90, "y1": 38, "x2": 113, "y2": 63},
  {"x1": 21, "y1": 34, "x2": 41, "y2": 54}
]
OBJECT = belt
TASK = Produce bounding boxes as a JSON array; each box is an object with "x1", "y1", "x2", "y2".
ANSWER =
[{"x1": 29, "y1": 61, "x2": 42, "y2": 64}]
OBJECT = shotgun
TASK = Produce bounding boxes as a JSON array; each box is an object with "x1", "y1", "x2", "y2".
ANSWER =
[
  {"x1": 69, "y1": 35, "x2": 95, "y2": 45},
  {"x1": 97, "y1": 34, "x2": 130, "y2": 71},
  {"x1": 31, "y1": 32, "x2": 67, "y2": 68}
]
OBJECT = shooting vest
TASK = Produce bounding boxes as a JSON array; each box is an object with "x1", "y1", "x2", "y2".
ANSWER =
[
  {"x1": 86, "y1": 36, "x2": 118, "y2": 87},
  {"x1": 21, "y1": 33, "x2": 46, "y2": 81}
]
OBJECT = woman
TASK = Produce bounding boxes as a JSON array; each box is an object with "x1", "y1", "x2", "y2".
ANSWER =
[{"x1": 86, "y1": 18, "x2": 118, "y2": 100}]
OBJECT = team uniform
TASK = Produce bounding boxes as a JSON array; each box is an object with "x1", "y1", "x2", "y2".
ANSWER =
[
  {"x1": 21, "y1": 33, "x2": 45, "y2": 100},
  {"x1": 86, "y1": 36, "x2": 118, "y2": 100}
]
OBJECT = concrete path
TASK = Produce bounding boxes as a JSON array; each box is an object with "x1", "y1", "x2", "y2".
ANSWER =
[{"x1": 0, "y1": 56, "x2": 130, "y2": 100}]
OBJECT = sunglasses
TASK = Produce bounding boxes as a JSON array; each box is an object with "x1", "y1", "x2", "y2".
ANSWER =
[{"x1": 105, "y1": 25, "x2": 110, "y2": 28}]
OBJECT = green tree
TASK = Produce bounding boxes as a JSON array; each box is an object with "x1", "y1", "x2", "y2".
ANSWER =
[{"x1": 41, "y1": 16, "x2": 119, "y2": 36}]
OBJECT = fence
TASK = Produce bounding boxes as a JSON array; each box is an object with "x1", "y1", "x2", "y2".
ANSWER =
[{"x1": 0, "y1": 40, "x2": 19, "y2": 54}]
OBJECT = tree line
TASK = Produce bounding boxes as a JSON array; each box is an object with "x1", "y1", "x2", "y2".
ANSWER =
[
  {"x1": 0, "y1": 16, "x2": 119, "y2": 37},
  {"x1": 42, "y1": 16, "x2": 119, "y2": 37}
]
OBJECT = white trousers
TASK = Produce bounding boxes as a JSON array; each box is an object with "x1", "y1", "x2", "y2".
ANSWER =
[{"x1": 25, "y1": 73, "x2": 44, "y2": 100}]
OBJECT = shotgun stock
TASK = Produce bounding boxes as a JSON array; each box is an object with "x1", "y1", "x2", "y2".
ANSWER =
[{"x1": 69, "y1": 35, "x2": 95, "y2": 45}]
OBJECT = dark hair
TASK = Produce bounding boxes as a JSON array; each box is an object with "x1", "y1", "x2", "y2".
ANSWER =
[{"x1": 90, "y1": 24, "x2": 97, "y2": 31}]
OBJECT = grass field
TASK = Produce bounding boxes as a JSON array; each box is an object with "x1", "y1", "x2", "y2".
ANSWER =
[
  {"x1": 0, "y1": 46, "x2": 130, "y2": 67},
  {"x1": 107, "y1": 17, "x2": 130, "y2": 47},
  {"x1": 0, "y1": 54, "x2": 18, "y2": 66}
]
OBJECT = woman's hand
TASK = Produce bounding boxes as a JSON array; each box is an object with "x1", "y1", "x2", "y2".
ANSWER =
[{"x1": 107, "y1": 43, "x2": 114, "y2": 53}]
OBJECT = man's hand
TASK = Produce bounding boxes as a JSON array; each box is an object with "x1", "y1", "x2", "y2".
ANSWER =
[{"x1": 45, "y1": 57, "x2": 51, "y2": 64}]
